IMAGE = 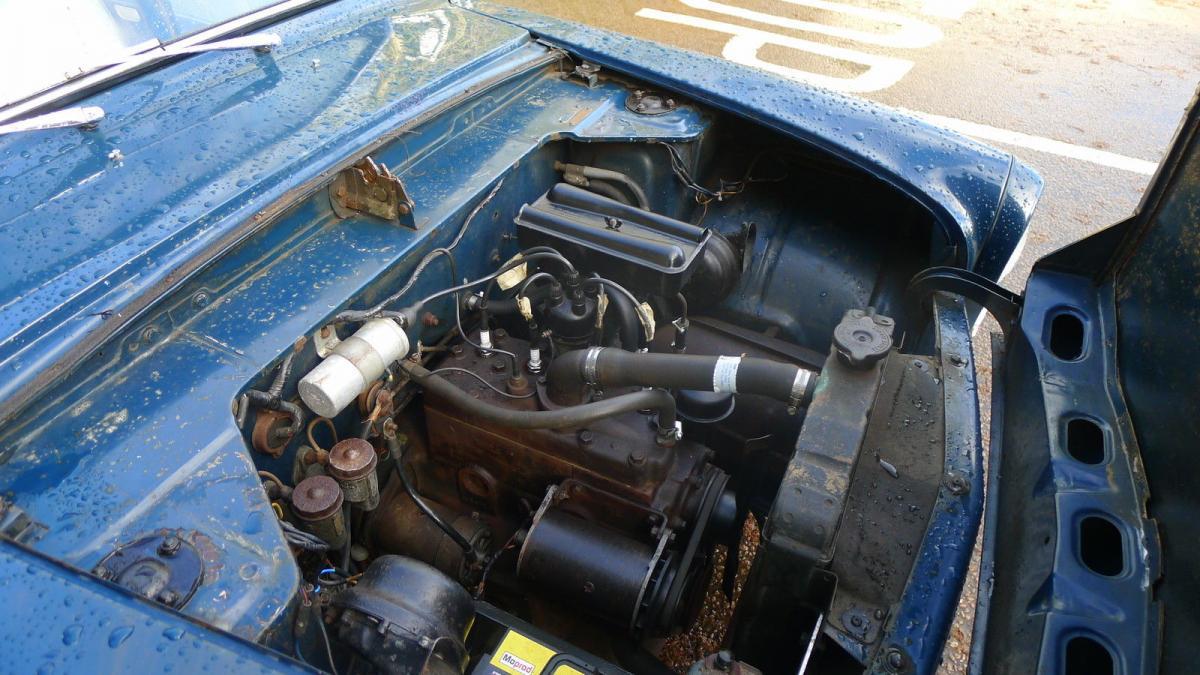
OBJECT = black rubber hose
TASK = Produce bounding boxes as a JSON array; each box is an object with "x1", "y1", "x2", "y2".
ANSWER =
[
  {"x1": 242, "y1": 351, "x2": 303, "y2": 440},
  {"x1": 548, "y1": 347, "x2": 816, "y2": 407},
  {"x1": 482, "y1": 283, "x2": 556, "y2": 316},
  {"x1": 275, "y1": 399, "x2": 304, "y2": 440},
  {"x1": 582, "y1": 178, "x2": 632, "y2": 205},
  {"x1": 602, "y1": 284, "x2": 641, "y2": 350},
  {"x1": 555, "y1": 162, "x2": 650, "y2": 210},
  {"x1": 385, "y1": 432, "x2": 477, "y2": 562},
  {"x1": 399, "y1": 361, "x2": 677, "y2": 437},
  {"x1": 267, "y1": 351, "x2": 296, "y2": 398}
]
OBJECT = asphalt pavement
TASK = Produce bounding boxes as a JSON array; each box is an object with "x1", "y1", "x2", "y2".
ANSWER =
[{"x1": 494, "y1": 0, "x2": 1200, "y2": 671}]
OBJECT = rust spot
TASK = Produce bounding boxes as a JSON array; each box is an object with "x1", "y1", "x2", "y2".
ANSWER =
[{"x1": 567, "y1": 106, "x2": 593, "y2": 126}]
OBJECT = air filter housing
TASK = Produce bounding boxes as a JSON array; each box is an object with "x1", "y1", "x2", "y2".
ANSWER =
[{"x1": 515, "y1": 183, "x2": 712, "y2": 297}]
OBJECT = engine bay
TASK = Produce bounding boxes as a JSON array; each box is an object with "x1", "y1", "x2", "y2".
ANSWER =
[{"x1": 234, "y1": 134, "x2": 967, "y2": 674}]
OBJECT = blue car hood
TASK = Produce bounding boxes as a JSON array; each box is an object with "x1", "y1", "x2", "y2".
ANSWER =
[{"x1": 971, "y1": 89, "x2": 1198, "y2": 675}]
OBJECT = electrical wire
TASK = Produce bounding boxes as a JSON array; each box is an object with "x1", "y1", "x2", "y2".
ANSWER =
[
  {"x1": 257, "y1": 470, "x2": 286, "y2": 492},
  {"x1": 581, "y1": 276, "x2": 650, "y2": 342},
  {"x1": 386, "y1": 433, "x2": 478, "y2": 563},
  {"x1": 279, "y1": 520, "x2": 331, "y2": 552},
  {"x1": 473, "y1": 526, "x2": 524, "y2": 599},
  {"x1": 312, "y1": 602, "x2": 339, "y2": 675},
  {"x1": 414, "y1": 251, "x2": 573, "y2": 311},
  {"x1": 652, "y1": 141, "x2": 788, "y2": 205},
  {"x1": 517, "y1": 271, "x2": 558, "y2": 298},
  {"x1": 334, "y1": 247, "x2": 454, "y2": 324},
  {"x1": 333, "y1": 178, "x2": 506, "y2": 324},
  {"x1": 430, "y1": 367, "x2": 536, "y2": 399},
  {"x1": 480, "y1": 247, "x2": 577, "y2": 306},
  {"x1": 305, "y1": 417, "x2": 337, "y2": 453}
]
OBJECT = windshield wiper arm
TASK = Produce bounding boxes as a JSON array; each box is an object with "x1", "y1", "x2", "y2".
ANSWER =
[
  {"x1": 93, "y1": 32, "x2": 282, "y2": 70},
  {"x1": 0, "y1": 32, "x2": 280, "y2": 136},
  {"x1": 0, "y1": 106, "x2": 104, "y2": 136}
]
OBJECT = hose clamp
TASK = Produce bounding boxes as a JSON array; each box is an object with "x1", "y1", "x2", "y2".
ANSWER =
[
  {"x1": 787, "y1": 368, "x2": 813, "y2": 415},
  {"x1": 583, "y1": 347, "x2": 604, "y2": 386}
]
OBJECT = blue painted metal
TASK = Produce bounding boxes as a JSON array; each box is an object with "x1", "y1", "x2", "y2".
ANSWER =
[
  {"x1": 867, "y1": 293, "x2": 985, "y2": 674},
  {"x1": 0, "y1": 538, "x2": 315, "y2": 673},
  {"x1": 0, "y1": 0, "x2": 1047, "y2": 669},
  {"x1": 972, "y1": 94, "x2": 1200, "y2": 675},
  {"x1": 0, "y1": 0, "x2": 538, "y2": 422}
]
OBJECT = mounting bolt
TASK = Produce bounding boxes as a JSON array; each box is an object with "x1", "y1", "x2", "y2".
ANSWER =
[
  {"x1": 158, "y1": 534, "x2": 182, "y2": 557},
  {"x1": 628, "y1": 448, "x2": 645, "y2": 465},
  {"x1": 191, "y1": 291, "x2": 210, "y2": 308},
  {"x1": 884, "y1": 647, "x2": 907, "y2": 672},
  {"x1": 946, "y1": 473, "x2": 970, "y2": 496}
]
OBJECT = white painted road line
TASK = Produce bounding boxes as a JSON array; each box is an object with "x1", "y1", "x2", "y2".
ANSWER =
[
  {"x1": 638, "y1": 1, "x2": 1160, "y2": 174},
  {"x1": 910, "y1": 110, "x2": 1159, "y2": 175},
  {"x1": 637, "y1": 8, "x2": 914, "y2": 92},
  {"x1": 676, "y1": 0, "x2": 943, "y2": 48}
]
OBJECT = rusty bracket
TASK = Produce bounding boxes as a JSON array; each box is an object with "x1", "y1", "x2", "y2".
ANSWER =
[
  {"x1": 329, "y1": 157, "x2": 416, "y2": 228},
  {"x1": 569, "y1": 61, "x2": 601, "y2": 88},
  {"x1": 252, "y1": 408, "x2": 296, "y2": 457}
]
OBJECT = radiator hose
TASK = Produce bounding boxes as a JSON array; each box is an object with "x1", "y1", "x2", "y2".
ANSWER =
[
  {"x1": 398, "y1": 361, "x2": 680, "y2": 446},
  {"x1": 548, "y1": 347, "x2": 817, "y2": 413}
]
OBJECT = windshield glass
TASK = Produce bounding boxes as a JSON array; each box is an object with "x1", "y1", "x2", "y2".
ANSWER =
[{"x1": 0, "y1": 0, "x2": 287, "y2": 108}]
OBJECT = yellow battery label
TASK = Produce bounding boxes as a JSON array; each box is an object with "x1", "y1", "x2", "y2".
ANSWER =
[{"x1": 490, "y1": 630, "x2": 557, "y2": 675}]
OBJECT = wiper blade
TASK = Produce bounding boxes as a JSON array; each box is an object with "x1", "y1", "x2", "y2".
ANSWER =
[
  {"x1": 0, "y1": 106, "x2": 104, "y2": 136},
  {"x1": 93, "y1": 32, "x2": 282, "y2": 71},
  {"x1": 0, "y1": 33, "x2": 280, "y2": 137}
]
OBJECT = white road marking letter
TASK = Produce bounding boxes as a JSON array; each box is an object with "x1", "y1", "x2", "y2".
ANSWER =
[
  {"x1": 676, "y1": 0, "x2": 943, "y2": 48},
  {"x1": 636, "y1": 9, "x2": 914, "y2": 93}
]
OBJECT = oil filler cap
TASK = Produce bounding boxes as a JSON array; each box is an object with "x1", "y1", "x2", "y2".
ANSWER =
[{"x1": 832, "y1": 308, "x2": 894, "y2": 369}]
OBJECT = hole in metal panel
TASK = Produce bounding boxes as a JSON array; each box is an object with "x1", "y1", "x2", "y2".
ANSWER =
[
  {"x1": 1065, "y1": 635, "x2": 1114, "y2": 675},
  {"x1": 1080, "y1": 516, "x2": 1125, "y2": 577},
  {"x1": 1067, "y1": 418, "x2": 1106, "y2": 465},
  {"x1": 1049, "y1": 311, "x2": 1086, "y2": 361}
]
